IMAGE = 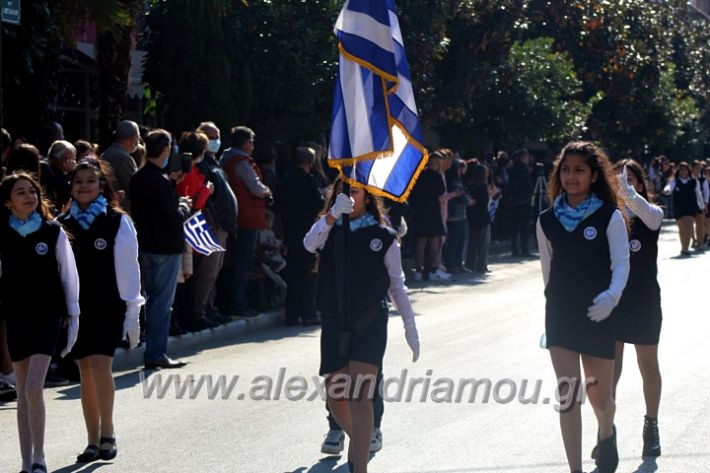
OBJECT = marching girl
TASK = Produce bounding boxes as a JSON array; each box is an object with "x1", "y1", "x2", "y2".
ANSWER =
[
  {"x1": 611, "y1": 160, "x2": 664, "y2": 459},
  {"x1": 0, "y1": 172, "x2": 80, "y2": 473},
  {"x1": 57, "y1": 158, "x2": 144, "y2": 463},
  {"x1": 536, "y1": 142, "x2": 630, "y2": 473},
  {"x1": 304, "y1": 181, "x2": 420, "y2": 473},
  {"x1": 663, "y1": 162, "x2": 703, "y2": 256}
]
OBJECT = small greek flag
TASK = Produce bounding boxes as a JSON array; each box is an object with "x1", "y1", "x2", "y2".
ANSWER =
[
  {"x1": 328, "y1": 0, "x2": 428, "y2": 202},
  {"x1": 184, "y1": 211, "x2": 225, "y2": 256}
]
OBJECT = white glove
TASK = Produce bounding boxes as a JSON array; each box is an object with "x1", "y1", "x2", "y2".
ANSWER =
[
  {"x1": 123, "y1": 312, "x2": 140, "y2": 349},
  {"x1": 587, "y1": 291, "x2": 617, "y2": 323},
  {"x1": 615, "y1": 166, "x2": 636, "y2": 200},
  {"x1": 60, "y1": 315, "x2": 80, "y2": 357},
  {"x1": 404, "y1": 324, "x2": 420, "y2": 362},
  {"x1": 328, "y1": 193, "x2": 354, "y2": 220}
]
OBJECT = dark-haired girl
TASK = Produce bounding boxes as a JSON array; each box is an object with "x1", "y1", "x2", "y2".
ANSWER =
[
  {"x1": 611, "y1": 159, "x2": 664, "y2": 459},
  {"x1": 304, "y1": 181, "x2": 420, "y2": 473},
  {"x1": 0, "y1": 172, "x2": 80, "y2": 473},
  {"x1": 536, "y1": 142, "x2": 630, "y2": 473},
  {"x1": 663, "y1": 162, "x2": 703, "y2": 256},
  {"x1": 57, "y1": 159, "x2": 144, "y2": 464}
]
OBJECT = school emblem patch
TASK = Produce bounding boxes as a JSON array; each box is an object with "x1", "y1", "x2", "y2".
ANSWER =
[
  {"x1": 583, "y1": 226, "x2": 598, "y2": 241},
  {"x1": 629, "y1": 239, "x2": 642, "y2": 253},
  {"x1": 370, "y1": 238, "x2": 383, "y2": 252},
  {"x1": 35, "y1": 242, "x2": 49, "y2": 255},
  {"x1": 94, "y1": 238, "x2": 108, "y2": 251}
]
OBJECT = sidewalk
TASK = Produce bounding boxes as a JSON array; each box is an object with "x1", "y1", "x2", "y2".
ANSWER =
[{"x1": 113, "y1": 236, "x2": 531, "y2": 371}]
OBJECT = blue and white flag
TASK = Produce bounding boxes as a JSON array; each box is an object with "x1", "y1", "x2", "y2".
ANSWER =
[
  {"x1": 328, "y1": 0, "x2": 428, "y2": 202},
  {"x1": 184, "y1": 211, "x2": 225, "y2": 256}
]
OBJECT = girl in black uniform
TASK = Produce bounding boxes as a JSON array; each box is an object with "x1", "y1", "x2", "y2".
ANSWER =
[
  {"x1": 663, "y1": 162, "x2": 702, "y2": 256},
  {"x1": 536, "y1": 142, "x2": 630, "y2": 473},
  {"x1": 0, "y1": 172, "x2": 80, "y2": 473},
  {"x1": 304, "y1": 181, "x2": 420, "y2": 473},
  {"x1": 611, "y1": 160, "x2": 664, "y2": 459},
  {"x1": 57, "y1": 158, "x2": 144, "y2": 463}
]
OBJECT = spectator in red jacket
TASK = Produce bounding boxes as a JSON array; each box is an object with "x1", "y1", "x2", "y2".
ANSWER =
[{"x1": 220, "y1": 126, "x2": 272, "y2": 319}]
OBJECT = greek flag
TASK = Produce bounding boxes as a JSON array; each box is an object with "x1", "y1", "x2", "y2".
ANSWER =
[
  {"x1": 184, "y1": 211, "x2": 225, "y2": 256},
  {"x1": 328, "y1": 0, "x2": 428, "y2": 202}
]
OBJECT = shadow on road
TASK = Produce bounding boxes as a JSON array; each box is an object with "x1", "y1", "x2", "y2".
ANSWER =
[
  {"x1": 286, "y1": 455, "x2": 349, "y2": 473},
  {"x1": 51, "y1": 461, "x2": 112, "y2": 473},
  {"x1": 54, "y1": 370, "x2": 144, "y2": 400}
]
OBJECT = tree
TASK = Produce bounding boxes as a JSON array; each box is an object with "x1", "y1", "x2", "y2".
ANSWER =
[{"x1": 505, "y1": 37, "x2": 595, "y2": 146}]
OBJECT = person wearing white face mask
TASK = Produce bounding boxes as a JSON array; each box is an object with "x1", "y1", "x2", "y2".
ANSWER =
[
  {"x1": 101, "y1": 120, "x2": 140, "y2": 213},
  {"x1": 194, "y1": 122, "x2": 238, "y2": 321}
]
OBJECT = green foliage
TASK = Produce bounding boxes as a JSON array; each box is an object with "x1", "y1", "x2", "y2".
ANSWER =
[
  {"x1": 143, "y1": 0, "x2": 340, "y2": 142},
  {"x1": 506, "y1": 37, "x2": 593, "y2": 145}
]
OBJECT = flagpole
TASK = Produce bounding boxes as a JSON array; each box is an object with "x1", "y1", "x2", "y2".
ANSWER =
[
  {"x1": 339, "y1": 176, "x2": 352, "y2": 356},
  {"x1": 341, "y1": 182, "x2": 353, "y2": 337}
]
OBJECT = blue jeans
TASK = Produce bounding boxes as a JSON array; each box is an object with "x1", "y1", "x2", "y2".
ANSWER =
[
  {"x1": 229, "y1": 228, "x2": 258, "y2": 313},
  {"x1": 443, "y1": 219, "x2": 467, "y2": 269},
  {"x1": 140, "y1": 252, "x2": 182, "y2": 362}
]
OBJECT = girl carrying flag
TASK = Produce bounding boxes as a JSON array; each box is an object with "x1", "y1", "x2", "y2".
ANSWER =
[{"x1": 304, "y1": 181, "x2": 420, "y2": 473}]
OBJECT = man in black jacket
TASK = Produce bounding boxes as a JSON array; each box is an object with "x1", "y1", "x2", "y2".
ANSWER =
[
  {"x1": 130, "y1": 129, "x2": 192, "y2": 369},
  {"x1": 508, "y1": 148, "x2": 534, "y2": 256},
  {"x1": 276, "y1": 147, "x2": 324, "y2": 326}
]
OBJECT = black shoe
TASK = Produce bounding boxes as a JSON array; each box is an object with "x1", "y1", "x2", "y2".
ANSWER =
[
  {"x1": 76, "y1": 444, "x2": 99, "y2": 463},
  {"x1": 230, "y1": 308, "x2": 262, "y2": 320},
  {"x1": 643, "y1": 415, "x2": 661, "y2": 458},
  {"x1": 44, "y1": 373, "x2": 69, "y2": 388},
  {"x1": 206, "y1": 313, "x2": 232, "y2": 325},
  {"x1": 302, "y1": 317, "x2": 322, "y2": 327},
  {"x1": 31, "y1": 464, "x2": 47, "y2": 473},
  {"x1": 98, "y1": 436, "x2": 117, "y2": 460},
  {"x1": 0, "y1": 378, "x2": 14, "y2": 395},
  {"x1": 183, "y1": 317, "x2": 217, "y2": 332},
  {"x1": 594, "y1": 425, "x2": 619, "y2": 473},
  {"x1": 144, "y1": 356, "x2": 187, "y2": 370}
]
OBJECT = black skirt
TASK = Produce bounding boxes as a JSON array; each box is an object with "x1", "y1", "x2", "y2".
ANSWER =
[
  {"x1": 319, "y1": 306, "x2": 388, "y2": 376},
  {"x1": 6, "y1": 314, "x2": 62, "y2": 362},
  {"x1": 616, "y1": 309, "x2": 662, "y2": 345},
  {"x1": 70, "y1": 308, "x2": 125, "y2": 359}
]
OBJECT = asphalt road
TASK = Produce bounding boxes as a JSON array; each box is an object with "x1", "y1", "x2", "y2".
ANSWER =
[{"x1": 1, "y1": 222, "x2": 708, "y2": 473}]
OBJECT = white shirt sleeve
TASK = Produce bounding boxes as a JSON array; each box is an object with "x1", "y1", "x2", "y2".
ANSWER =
[
  {"x1": 695, "y1": 180, "x2": 705, "y2": 211},
  {"x1": 663, "y1": 179, "x2": 675, "y2": 194},
  {"x1": 383, "y1": 239, "x2": 416, "y2": 329},
  {"x1": 605, "y1": 210, "x2": 630, "y2": 304},
  {"x1": 303, "y1": 216, "x2": 333, "y2": 253},
  {"x1": 55, "y1": 225, "x2": 81, "y2": 317},
  {"x1": 536, "y1": 218, "x2": 552, "y2": 287},
  {"x1": 114, "y1": 215, "x2": 145, "y2": 319},
  {"x1": 703, "y1": 180, "x2": 710, "y2": 205},
  {"x1": 624, "y1": 191, "x2": 664, "y2": 231}
]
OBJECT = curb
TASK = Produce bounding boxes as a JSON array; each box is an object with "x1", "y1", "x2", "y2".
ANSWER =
[{"x1": 112, "y1": 309, "x2": 285, "y2": 371}]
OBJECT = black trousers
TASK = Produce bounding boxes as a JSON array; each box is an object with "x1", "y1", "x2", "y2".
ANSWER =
[
  {"x1": 510, "y1": 204, "x2": 531, "y2": 254},
  {"x1": 284, "y1": 244, "x2": 318, "y2": 324}
]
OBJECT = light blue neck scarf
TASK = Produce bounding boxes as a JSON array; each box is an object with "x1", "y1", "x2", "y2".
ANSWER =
[
  {"x1": 70, "y1": 195, "x2": 108, "y2": 230},
  {"x1": 553, "y1": 193, "x2": 603, "y2": 232},
  {"x1": 336, "y1": 213, "x2": 378, "y2": 233},
  {"x1": 9, "y1": 211, "x2": 42, "y2": 237}
]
